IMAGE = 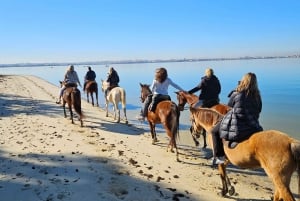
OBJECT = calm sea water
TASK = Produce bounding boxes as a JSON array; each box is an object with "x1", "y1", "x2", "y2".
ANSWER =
[{"x1": 1, "y1": 58, "x2": 299, "y2": 140}]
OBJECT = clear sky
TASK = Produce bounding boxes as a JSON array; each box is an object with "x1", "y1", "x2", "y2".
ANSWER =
[{"x1": 1, "y1": 0, "x2": 300, "y2": 64}]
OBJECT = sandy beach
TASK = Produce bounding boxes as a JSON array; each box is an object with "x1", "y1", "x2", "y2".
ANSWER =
[{"x1": 0, "y1": 75, "x2": 298, "y2": 201}]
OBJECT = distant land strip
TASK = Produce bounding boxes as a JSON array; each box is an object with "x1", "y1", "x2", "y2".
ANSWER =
[{"x1": 1, "y1": 54, "x2": 299, "y2": 68}]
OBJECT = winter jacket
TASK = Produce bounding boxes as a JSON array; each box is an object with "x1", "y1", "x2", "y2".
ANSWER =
[
  {"x1": 106, "y1": 70, "x2": 119, "y2": 86},
  {"x1": 219, "y1": 91, "x2": 263, "y2": 142},
  {"x1": 189, "y1": 75, "x2": 221, "y2": 102}
]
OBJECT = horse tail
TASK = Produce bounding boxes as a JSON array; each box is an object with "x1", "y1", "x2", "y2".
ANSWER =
[
  {"x1": 170, "y1": 102, "x2": 180, "y2": 141},
  {"x1": 291, "y1": 140, "x2": 300, "y2": 198},
  {"x1": 72, "y1": 88, "x2": 84, "y2": 119}
]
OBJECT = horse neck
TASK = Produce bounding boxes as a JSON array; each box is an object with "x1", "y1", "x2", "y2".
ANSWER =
[
  {"x1": 191, "y1": 108, "x2": 223, "y2": 131},
  {"x1": 143, "y1": 87, "x2": 152, "y2": 97},
  {"x1": 185, "y1": 93, "x2": 199, "y2": 107}
]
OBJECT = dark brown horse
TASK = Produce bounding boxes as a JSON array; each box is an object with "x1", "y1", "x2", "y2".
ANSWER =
[
  {"x1": 190, "y1": 107, "x2": 300, "y2": 200},
  {"x1": 59, "y1": 81, "x2": 83, "y2": 127},
  {"x1": 139, "y1": 83, "x2": 180, "y2": 161},
  {"x1": 176, "y1": 90, "x2": 231, "y2": 148},
  {"x1": 85, "y1": 80, "x2": 99, "y2": 106}
]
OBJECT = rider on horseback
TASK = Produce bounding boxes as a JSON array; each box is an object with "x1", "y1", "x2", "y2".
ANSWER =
[
  {"x1": 56, "y1": 65, "x2": 82, "y2": 104},
  {"x1": 83, "y1": 66, "x2": 96, "y2": 91},
  {"x1": 211, "y1": 72, "x2": 263, "y2": 165},
  {"x1": 105, "y1": 67, "x2": 119, "y2": 97},
  {"x1": 188, "y1": 68, "x2": 221, "y2": 108},
  {"x1": 137, "y1": 67, "x2": 184, "y2": 121}
]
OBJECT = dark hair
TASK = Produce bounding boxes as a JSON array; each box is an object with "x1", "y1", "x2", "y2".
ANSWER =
[{"x1": 155, "y1": 67, "x2": 168, "y2": 83}]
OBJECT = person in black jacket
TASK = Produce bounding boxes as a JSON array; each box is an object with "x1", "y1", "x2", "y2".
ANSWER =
[
  {"x1": 188, "y1": 68, "x2": 221, "y2": 108},
  {"x1": 211, "y1": 72, "x2": 263, "y2": 165},
  {"x1": 105, "y1": 67, "x2": 120, "y2": 96},
  {"x1": 83, "y1": 66, "x2": 96, "y2": 91}
]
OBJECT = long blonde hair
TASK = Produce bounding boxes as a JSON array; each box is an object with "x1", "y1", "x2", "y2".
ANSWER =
[{"x1": 236, "y1": 72, "x2": 261, "y2": 99}]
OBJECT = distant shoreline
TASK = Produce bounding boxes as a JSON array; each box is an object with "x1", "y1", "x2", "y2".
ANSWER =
[{"x1": 1, "y1": 54, "x2": 299, "y2": 68}]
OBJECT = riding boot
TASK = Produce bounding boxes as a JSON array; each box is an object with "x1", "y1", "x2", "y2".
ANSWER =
[
  {"x1": 211, "y1": 121, "x2": 225, "y2": 159},
  {"x1": 143, "y1": 95, "x2": 152, "y2": 117},
  {"x1": 56, "y1": 96, "x2": 62, "y2": 104}
]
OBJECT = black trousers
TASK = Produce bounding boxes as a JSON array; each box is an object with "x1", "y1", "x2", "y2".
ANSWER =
[{"x1": 211, "y1": 120, "x2": 225, "y2": 157}]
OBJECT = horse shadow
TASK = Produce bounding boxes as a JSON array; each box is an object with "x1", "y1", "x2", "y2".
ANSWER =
[{"x1": 0, "y1": 93, "x2": 62, "y2": 117}]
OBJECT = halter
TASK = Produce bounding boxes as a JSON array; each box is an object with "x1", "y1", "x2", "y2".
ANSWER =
[{"x1": 140, "y1": 84, "x2": 152, "y2": 103}]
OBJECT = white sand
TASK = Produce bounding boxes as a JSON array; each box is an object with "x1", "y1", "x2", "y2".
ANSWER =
[{"x1": 0, "y1": 75, "x2": 298, "y2": 201}]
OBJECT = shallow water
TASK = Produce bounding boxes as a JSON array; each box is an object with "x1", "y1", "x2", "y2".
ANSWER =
[{"x1": 1, "y1": 58, "x2": 299, "y2": 140}]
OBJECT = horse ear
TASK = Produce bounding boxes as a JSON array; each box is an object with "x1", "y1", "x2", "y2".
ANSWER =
[
  {"x1": 175, "y1": 91, "x2": 179, "y2": 95},
  {"x1": 139, "y1": 83, "x2": 142, "y2": 87}
]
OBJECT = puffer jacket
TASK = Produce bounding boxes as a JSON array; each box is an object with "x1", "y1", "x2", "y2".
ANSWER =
[{"x1": 219, "y1": 91, "x2": 263, "y2": 142}]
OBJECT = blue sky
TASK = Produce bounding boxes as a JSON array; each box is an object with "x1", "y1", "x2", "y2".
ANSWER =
[{"x1": 1, "y1": 0, "x2": 300, "y2": 64}]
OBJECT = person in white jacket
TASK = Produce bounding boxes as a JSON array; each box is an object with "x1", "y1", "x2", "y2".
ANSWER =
[
  {"x1": 137, "y1": 67, "x2": 184, "y2": 121},
  {"x1": 56, "y1": 65, "x2": 82, "y2": 104}
]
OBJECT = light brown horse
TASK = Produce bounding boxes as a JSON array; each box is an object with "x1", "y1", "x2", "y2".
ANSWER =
[
  {"x1": 59, "y1": 81, "x2": 83, "y2": 127},
  {"x1": 139, "y1": 83, "x2": 181, "y2": 161},
  {"x1": 101, "y1": 80, "x2": 128, "y2": 124},
  {"x1": 176, "y1": 90, "x2": 231, "y2": 148},
  {"x1": 190, "y1": 107, "x2": 300, "y2": 200},
  {"x1": 85, "y1": 80, "x2": 99, "y2": 107}
]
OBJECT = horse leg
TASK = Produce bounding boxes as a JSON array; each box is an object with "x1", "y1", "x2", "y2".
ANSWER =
[
  {"x1": 117, "y1": 108, "x2": 120, "y2": 123},
  {"x1": 69, "y1": 104, "x2": 74, "y2": 124},
  {"x1": 202, "y1": 129, "x2": 207, "y2": 149},
  {"x1": 189, "y1": 126, "x2": 200, "y2": 146},
  {"x1": 63, "y1": 103, "x2": 67, "y2": 118},
  {"x1": 91, "y1": 93, "x2": 94, "y2": 106},
  {"x1": 105, "y1": 102, "x2": 109, "y2": 117},
  {"x1": 217, "y1": 162, "x2": 235, "y2": 197},
  {"x1": 96, "y1": 91, "x2": 99, "y2": 107},
  {"x1": 123, "y1": 107, "x2": 128, "y2": 124},
  {"x1": 86, "y1": 92, "x2": 89, "y2": 103},
  {"x1": 149, "y1": 122, "x2": 158, "y2": 144},
  {"x1": 270, "y1": 172, "x2": 294, "y2": 201}
]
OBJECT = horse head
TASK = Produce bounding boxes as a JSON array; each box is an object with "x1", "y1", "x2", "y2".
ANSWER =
[
  {"x1": 175, "y1": 91, "x2": 187, "y2": 111},
  {"x1": 59, "y1": 80, "x2": 67, "y2": 87},
  {"x1": 101, "y1": 79, "x2": 109, "y2": 92},
  {"x1": 139, "y1": 83, "x2": 151, "y2": 103}
]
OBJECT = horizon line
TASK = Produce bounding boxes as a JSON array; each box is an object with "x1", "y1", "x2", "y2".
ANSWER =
[{"x1": 1, "y1": 54, "x2": 299, "y2": 67}]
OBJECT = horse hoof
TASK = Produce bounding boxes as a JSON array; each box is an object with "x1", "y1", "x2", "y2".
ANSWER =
[
  {"x1": 125, "y1": 120, "x2": 128, "y2": 124},
  {"x1": 228, "y1": 186, "x2": 235, "y2": 196}
]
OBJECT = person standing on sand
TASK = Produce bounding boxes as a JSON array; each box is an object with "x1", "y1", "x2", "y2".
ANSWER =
[{"x1": 56, "y1": 65, "x2": 82, "y2": 104}]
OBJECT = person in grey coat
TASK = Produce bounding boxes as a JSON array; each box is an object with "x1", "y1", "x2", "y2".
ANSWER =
[{"x1": 211, "y1": 72, "x2": 263, "y2": 165}]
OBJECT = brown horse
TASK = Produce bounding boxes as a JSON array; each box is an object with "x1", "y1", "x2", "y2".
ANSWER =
[
  {"x1": 59, "y1": 81, "x2": 83, "y2": 127},
  {"x1": 139, "y1": 83, "x2": 181, "y2": 161},
  {"x1": 85, "y1": 80, "x2": 99, "y2": 106},
  {"x1": 190, "y1": 107, "x2": 300, "y2": 200},
  {"x1": 176, "y1": 90, "x2": 231, "y2": 148}
]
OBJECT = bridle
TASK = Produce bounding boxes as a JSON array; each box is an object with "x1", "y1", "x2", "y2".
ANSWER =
[{"x1": 140, "y1": 85, "x2": 152, "y2": 103}]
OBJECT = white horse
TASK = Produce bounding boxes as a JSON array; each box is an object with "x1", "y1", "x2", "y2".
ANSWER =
[{"x1": 101, "y1": 80, "x2": 128, "y2": 124}]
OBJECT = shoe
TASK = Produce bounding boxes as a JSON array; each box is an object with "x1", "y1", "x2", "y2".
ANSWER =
[
  {"x1": 211, "y1": 156, "x2": 225, "y2": 165},
  {"x1": 56, "y1": 99, "x2": 61, "y2": 104},
  {"x1": 215, "y1": 156, "x2": 225, "y2": 164},
  {"x1": 136, "y1": 115, "x2": 145, "y2": 121}
]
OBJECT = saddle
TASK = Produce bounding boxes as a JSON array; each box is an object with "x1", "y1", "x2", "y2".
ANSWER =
[{"x1": 148, "y1": 95, "x2": 171, "y2": 112}]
